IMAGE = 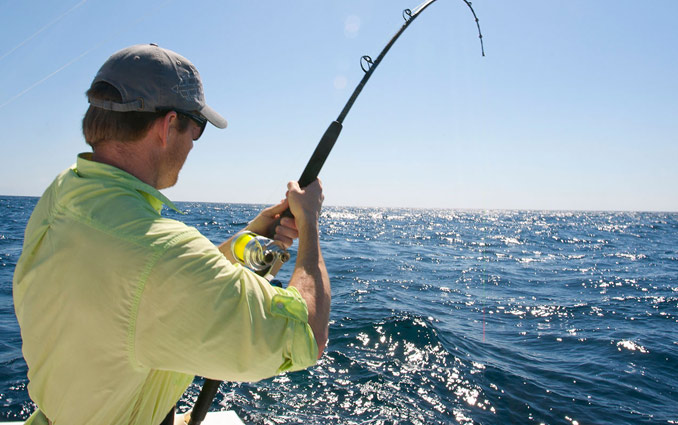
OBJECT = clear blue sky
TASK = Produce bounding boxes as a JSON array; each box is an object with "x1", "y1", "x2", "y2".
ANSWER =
[{"x1": 1, "y1": 0, "x2": 676, "y2": 211}]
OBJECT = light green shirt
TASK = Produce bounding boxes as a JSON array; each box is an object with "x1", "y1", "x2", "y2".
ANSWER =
[{"x1": 13, "y1": 153, "x2": 318, "y2": 425}]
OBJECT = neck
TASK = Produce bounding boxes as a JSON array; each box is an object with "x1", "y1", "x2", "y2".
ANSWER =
[{"x1": 92, "y1": 139, "x2": 160, "y2": 188}]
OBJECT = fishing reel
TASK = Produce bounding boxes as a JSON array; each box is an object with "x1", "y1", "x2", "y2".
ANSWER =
[{"x1": 231, "y1": 231, "x2": 290, "y2": 283}]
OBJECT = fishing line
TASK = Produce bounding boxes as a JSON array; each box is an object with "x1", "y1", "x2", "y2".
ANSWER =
[
  {"x1": 0, "y1": 0, "x2": 90, "y2": 63},
  {"x1": 0, "y1": 50, "x2": 93, "y2": 110},
  {"x1": 0, "y1": 0, "x2": 175, "y2": 111}
]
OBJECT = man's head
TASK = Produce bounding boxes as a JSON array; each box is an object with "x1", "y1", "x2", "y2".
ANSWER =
[
  {"x1": 83, "y1": 43, "x2": 226, "y2": 147},
  {"x1": 82, "y1": 44, "x2": 226, "y2": 189}
]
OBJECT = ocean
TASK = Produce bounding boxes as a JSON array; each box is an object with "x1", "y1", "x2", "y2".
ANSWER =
[{"x1": 1, "y1": 195, "x2": 676, "y2": 424}]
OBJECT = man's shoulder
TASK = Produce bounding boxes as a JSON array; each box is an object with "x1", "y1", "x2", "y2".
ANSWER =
[
  {"x1": 53, "y1": 171, "x2": 191, "y2": 244},
  {"x1": 35, "y1": 164, "x2": 211, "y2": 251}
]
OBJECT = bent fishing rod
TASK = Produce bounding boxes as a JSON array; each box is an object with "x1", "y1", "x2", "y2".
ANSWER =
[
  {"x1": 186, "y1": 1, "x2": 484, "y2": 424},
  {"x1": 292, "y1": 0, "x2": 483, "y2": 191}
]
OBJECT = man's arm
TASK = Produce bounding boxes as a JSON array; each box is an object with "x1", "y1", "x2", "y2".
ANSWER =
[
  {"x1": 218, "y1": 180, "x2": 330, "y2": 357},
  {"x1": 287, "y1": 217, "x2": 330, "y2": 357},
  {"x1": 285, "y1": 179, "x2": 330, "y2": 357}
]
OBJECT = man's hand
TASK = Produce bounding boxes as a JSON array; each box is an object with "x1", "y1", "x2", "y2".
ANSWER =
[
  {"x1": 286, "y1": 179, "x2": 324, "y2": 228},
  {"x1": 245, "y1": 199, "x2": 298, "y2": 249}
]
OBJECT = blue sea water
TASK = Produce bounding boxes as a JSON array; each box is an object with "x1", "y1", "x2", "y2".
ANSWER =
[{"x1": 1, "y1": 195, "x2": 677, "y2": 424}]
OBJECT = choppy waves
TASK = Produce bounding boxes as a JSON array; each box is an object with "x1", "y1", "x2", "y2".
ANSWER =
[{"x1": 1, "y1": 198, "x2": 677, "y2": 424}]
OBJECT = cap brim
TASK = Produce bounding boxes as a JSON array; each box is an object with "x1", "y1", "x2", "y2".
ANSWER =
[{"x1": 201, "y1": 104, "x2": 228, "y2": 129}]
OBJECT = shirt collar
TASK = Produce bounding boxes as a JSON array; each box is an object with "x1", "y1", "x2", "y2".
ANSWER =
[{"x1": 73, "y1": 153, "x2": 182, "y2": 214}]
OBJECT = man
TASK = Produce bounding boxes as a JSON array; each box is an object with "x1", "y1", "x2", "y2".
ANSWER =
[{"x1": 13, "y1": 44, "x2": 330, "y2": 425}]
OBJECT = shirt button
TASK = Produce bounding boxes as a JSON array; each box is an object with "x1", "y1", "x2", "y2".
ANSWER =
[{"x1": 276, "y1": 302, "x2": 284, "y2": 310}]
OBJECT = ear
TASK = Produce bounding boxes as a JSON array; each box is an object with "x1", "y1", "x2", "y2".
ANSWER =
[{"x1": 156, "y1": 111, "x2": 178, "y2": 148}]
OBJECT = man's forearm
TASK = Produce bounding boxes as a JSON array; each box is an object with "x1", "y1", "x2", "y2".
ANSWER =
[{"x1": 288, "y1": 222, "x2": 331, "y2": 358}]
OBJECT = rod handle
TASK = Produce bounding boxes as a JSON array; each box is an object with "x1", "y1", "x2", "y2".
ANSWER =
[
  {"x1": 187, "y1": 379, "x2": 221, "y2": 425},
  {"x1": 280, "y1": 120, "x2": 343, "y2": 219}
]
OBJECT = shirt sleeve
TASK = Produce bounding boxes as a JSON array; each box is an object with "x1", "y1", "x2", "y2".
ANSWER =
[{"x1": 132, "y1": 228, "x2": 318, "y2": 382}]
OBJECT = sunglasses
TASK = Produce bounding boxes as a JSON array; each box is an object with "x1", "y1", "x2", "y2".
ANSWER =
[{"x1": 175, "y1": 110, "x2": 207, "y2": 139}]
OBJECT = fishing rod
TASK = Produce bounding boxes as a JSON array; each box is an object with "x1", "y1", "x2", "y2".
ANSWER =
[
  {"x1": 186, "y1": 1, "x2": 484, "y2": 423},
  {"x1": 293, "y1": 0, "x2": 483, "y2": 190}
]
